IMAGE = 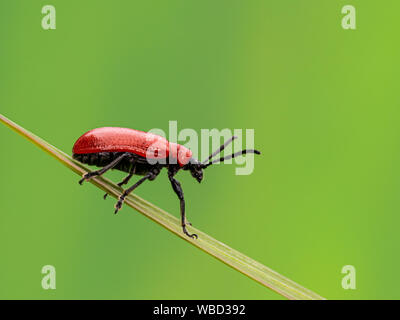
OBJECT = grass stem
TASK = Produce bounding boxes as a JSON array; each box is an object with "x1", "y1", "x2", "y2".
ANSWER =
[{"x1": 0, "y1": 113, "x2": 325, "y2": 300}]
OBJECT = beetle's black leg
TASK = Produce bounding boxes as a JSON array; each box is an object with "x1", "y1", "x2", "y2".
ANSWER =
[
  {"x1": 79, "y1": 152, "x2": 131, "y2": 185},
  {"x1": 103, "y1": 165, "x2": 136, "y2": 199},
  {"x1": 168, "y1": 170, "x2": 198, "y2": 239},
  {"x1": 114, "y1": 168, "x2": 160, "y2": 214}
]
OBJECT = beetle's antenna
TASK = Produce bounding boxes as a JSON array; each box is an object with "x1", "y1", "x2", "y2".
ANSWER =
[
  {"x1": 202, "y1": 149, "x2": 261, "y2": 168},
  {"x1": 202, "y1": 136, "x2": 237, "y2": 164}
]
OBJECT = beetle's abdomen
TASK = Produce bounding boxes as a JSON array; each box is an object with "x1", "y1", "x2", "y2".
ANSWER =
[
  {"x1": 72, "y1": 127, "x2": 192, "y2": 166},
  {"x1": 73, "y1": 152, "x2": 137, "y2": 173}
]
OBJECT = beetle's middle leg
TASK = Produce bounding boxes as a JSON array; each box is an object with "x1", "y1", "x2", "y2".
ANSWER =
[
  {"x1": 114, "y1": 168, "x2": 160, "y2": 214},
  {"x1": 103, "y1": 163, "x2": 136, "y2": 199},
  {"x1": 79, "y1": 152, "x2": 131, "y2": 185}
]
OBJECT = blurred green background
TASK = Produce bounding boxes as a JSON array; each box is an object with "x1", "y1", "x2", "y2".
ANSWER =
[{"x1": 0, "y1": 0, "x2": 399, "y2": 300}]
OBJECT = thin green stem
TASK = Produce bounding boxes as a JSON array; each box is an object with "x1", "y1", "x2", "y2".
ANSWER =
[{"x1": 0, "y1": 113, "x2": 325, "y2": 300}]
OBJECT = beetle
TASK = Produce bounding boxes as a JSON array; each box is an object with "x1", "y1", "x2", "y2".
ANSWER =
[{"x1": 72, "y1": 127, "x2": 260, "y2": 238}]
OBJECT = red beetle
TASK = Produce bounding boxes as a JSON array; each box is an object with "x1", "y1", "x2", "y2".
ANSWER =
[{"x1": 73, "y1": 127, "x2": 260, "y2": 238}]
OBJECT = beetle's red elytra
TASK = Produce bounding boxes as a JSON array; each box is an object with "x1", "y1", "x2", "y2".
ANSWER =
[
  {"x1": 73, "y1": 127, "x2": 193, "y2": 167},
  {"x1": 73, "y1": 127, "x2": 260, "y2": 238}
]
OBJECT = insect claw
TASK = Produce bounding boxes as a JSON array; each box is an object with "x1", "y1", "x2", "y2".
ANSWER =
[
  {"x1": 114, "y1": 198, "x2": 124, "y2": 214},
  {"x1": 103, "y1": 193, "x2": 108, "y2": 200},
  {"x1": 79, "y1": 172, "x2": 92, "y2": 185},
  {"x1": 183, "y1": 226, "x2": 198, "y2": 239}
]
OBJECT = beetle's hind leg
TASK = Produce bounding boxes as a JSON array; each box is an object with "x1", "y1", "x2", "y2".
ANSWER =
[{"x1": 79, "y1": 152, "x2": 130, "y2": 185}]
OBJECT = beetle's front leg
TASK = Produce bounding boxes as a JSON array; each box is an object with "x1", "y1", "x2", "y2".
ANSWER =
[{"x1": 168, "y1": 170, "x2": 197, "y2": 239}]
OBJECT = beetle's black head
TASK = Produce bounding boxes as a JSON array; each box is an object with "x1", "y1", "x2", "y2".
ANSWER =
[
  {"x1": 190, "y1": 165, "x2": 203, "y2": 183},
  {"x1": 185, "y1": 159, "x2": 203, "y2": 183}
]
